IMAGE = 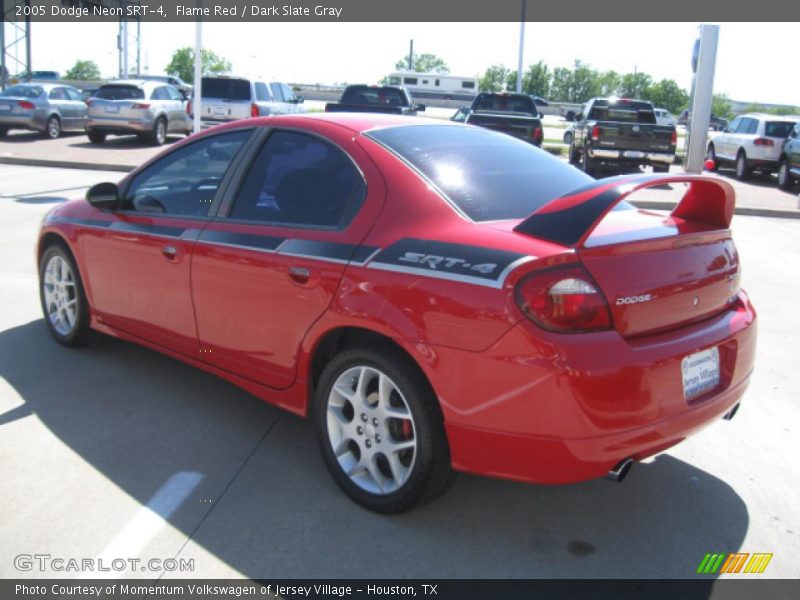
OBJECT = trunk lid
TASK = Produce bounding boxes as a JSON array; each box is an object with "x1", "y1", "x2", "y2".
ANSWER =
[
  {"x1": 199, "y1": 77, "x2": 252, "y2": 122},
  {"x1": 469, "y1": 112, "x2": 541, "y2": 143},
  {"x1": 594, "y1": 122, "x2": 675, "y2": 152}
]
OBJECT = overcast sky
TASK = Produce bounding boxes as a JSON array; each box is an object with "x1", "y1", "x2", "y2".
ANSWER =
[{"x1": 7, "y1": 21, "x2": 797, "y2": 106}]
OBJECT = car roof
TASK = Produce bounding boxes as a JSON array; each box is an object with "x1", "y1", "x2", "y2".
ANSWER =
[
  {"x1": 104, "y1": 79, "x2": 161, "y2": 89},
  {"x1": 4, "y1": 82, "x2": 60, "y2": 91},
  {"x1": 739, "y1": 112, "x2": 800, "y2": 121},
  {"x1": 204, "y1": 113, "x2": 456, "y2": 136}
]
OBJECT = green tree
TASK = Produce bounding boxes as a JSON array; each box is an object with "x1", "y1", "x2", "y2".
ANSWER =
[
  {"x1": 479, "y1": 65, "x2": 510, "y2": 92},
  {"x1": 596, "y1": 70, "x2": 621, "y2": 97},
  {"x1": 394, "y1": 53, "x2": 449, "y2": 74},
  {"x1": 644, "y1": 79, "x2": 688, "y2": 113},
  {"x1": 522, "y1": 61, "x2": 551, "y2": 97},
  {"x1": 712, "y1": 93, "x2": 733, "y2": 119},
  {"x1": 64, "y1": 59, "x2": 101, "y2": 81},
  {"x1": 550, "y1": 66, "x2": 573, "y2": 102},
  {"x1": 570, "y1": 60, "x2": 600, "y2": 103},
  {"x1": 619, "y1": 71, "x2": 653, "y2": 99},
  {"x1": 165, "y1": 47, "x2": 231, "y2": 84}
]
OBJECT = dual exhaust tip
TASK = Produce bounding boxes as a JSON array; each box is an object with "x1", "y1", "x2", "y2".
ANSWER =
[{"x1": 607, "y1": 458, "x2": 634, "y2": 483}]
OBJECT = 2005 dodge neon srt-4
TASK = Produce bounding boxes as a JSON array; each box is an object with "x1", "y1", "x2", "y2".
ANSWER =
[{"x1": 37, "y1": 114, "x2": 756, "y2": 513}]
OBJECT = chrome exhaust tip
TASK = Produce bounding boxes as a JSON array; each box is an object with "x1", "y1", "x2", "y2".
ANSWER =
[
  {"x1": 608, "y1": 458, "x2": 634, "y2": 483},
  {"x1": 723, "y1": 403, "x2": 740, "y2": 421}
]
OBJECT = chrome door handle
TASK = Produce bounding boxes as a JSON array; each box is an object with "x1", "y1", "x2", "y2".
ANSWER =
[
  {"x1": 162, "y1": 245, "x2": 178, "y2": 259},
  {"x1": 288, "y1": 266, "x2": 311, "y2": 284}
]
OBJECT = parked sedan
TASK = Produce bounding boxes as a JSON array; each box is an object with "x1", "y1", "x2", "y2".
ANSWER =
[
  {"x1": 85, "y1": 80, "x2": 190, "y2": 146},
  {"x1": 37, "y1": 114, "x2": 756, "y2": 513},
  {"x1": 0, "y1": 83, "x2": 87, "y2": 138}
]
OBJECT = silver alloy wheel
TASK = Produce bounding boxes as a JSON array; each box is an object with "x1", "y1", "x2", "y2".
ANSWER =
[
  {"x1": 42, "y1": 255, "x2": 78, "y2": 336},
  {"x1": 48, "y1": 116, "x2": 60, "y2": 138},
  {"x1": 736, "y1": 154, "x2": 746, "y2": 178},
  {"x1": 326, "y1": 366, "x2": 417, "y2": 495},
  {"x1": 156, "y1": 119, "x2": 166, "y2": 144}
]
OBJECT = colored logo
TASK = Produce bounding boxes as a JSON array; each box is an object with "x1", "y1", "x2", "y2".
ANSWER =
[{"x1": 696, "y1": 552, "x2": 773, "y2": 574}]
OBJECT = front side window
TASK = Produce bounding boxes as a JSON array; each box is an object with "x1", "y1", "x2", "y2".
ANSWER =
[
  {"x1": 229, "y1": 130, "x2": 365, "y2": 229},
  {"x1": 49, "y1": 87, "x2": 67, "y2": 100},
  {"x1": 150, "y1": 87, "x2": 169, "y2": 101},
  {"x1": 281, "y1": 84, "x2": 296, "y2": 102},
  {"x1": 270, "y1": 83, "x2": 285, "y2": 102},
  {"x1": 124, "y1": 130, "x2": 251, "y2": 216}
]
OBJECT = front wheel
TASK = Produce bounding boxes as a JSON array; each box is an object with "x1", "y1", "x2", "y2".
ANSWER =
[
  {"x1": 777, "y1": 159, "x2": 793, "y2": 190},
  {"x1": 314, "y1": 346, "x2": 453, "y2": 513},
  {"x1": 563, "y1": 131, "x2": 573, "y2": 145},
  {"x1": 39, "y1": 244, "x2": 90, "y2": 346}
]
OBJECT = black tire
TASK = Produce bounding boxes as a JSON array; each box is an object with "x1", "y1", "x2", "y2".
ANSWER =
[
  {"x1": 777, "y1": 158, "x2": 793, "y2": 190},
  {"x1": 582, "y1": 143, "x2": 597, "y2": 177},
  {"x1": 43, "y1": 115, "x2": 61, "y2": 139},
  {"x1": 39, "y1": 243, "x2": 90, "y2": 347},
  {"x1": 735, "y1": 151, "x2": 750, "y2": 181},
  {"x1": 149, "y1": 117, "x2": 167, "y2": 146},
  {"x1": 314, "y1": 344, "x2": 454, "y2": 513},
  {"x1": 563, "y1": 131, "x2": 573, "y2": 145},
  {"x1": 0, "y1": 127, "x2": 8, "y2": 138},
  {"x1": 568, "y1": 141, "x2": 580, "y2": 165},
  {"x1": 87, "y1": 130, "x2": 106, "y2": 144},
  {"x1": 705, "y1": 144, "x2": 718, "y2": 171},
  {"x1": 653, "y1": 164, "x2": 670, "y2": 173}
]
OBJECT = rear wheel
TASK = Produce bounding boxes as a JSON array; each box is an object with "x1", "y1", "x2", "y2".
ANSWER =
[
  {"x1": 87, "y1": 130, "x2": 106, "y2": 144},
  {"x1": 705, "y1": 144, "x2": 718, "y2": 171},
  {"x1": 149, "y1": 117, "x2": 167, "y2": 146},
  {"x1": 43, "y1": 115, "x2": 61, "y2": 139},
  {"x1": 735, "y1": 151, "x2": 750, "y2": 181},
  {"x1": 777, "y1": 158, "x2": 793, "y2": 190},
  {"x1": 568, "y1": 141, "x2": 580, "y2": 165},
  {"x1": 39, "y1": 244, "x2": 90, "y2": 347},
  {"x1": 653, "y1": 164, "x2": 670, "y2": 173},
  {"x1": 314, "y1": 345, "x2": 453, "y2": 513}
]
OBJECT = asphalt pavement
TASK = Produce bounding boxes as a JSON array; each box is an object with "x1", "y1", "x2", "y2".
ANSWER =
[{"x1": 0, "y1": 165, "x2": 799, "y2": 581}]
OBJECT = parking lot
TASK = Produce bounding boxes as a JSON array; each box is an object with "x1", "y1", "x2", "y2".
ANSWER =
[{"x1": 1, "y1": 160, "x2": 799, "y2": 580}]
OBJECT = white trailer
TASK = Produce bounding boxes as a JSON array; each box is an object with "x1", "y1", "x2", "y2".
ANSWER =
[{"x1": 386, "y1": 72, "x2": 478, "y2": 100}]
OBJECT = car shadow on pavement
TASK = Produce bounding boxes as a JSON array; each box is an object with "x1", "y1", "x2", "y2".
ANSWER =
[
  {"x1": 0, "y1": 319, "x2": 748, "y2": 583},
  {"x1": 0, "y1": 131, "x2": 85, "y2": 144},
  {"x1": 70, "y1": 136, "x2": 183, "y2": 150}
]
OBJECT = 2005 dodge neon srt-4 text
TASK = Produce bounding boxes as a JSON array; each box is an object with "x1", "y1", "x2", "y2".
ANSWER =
[{"x1": 36, "y1": 113, "x2": 756, "y2": 513}]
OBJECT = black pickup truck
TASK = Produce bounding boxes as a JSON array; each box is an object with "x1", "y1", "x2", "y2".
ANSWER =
[
  {"x1": 451, "y1": 93, "x2": 543, "y2": 147},
  {"x1": 568, "y1": 98, "x2": 677, "y2": 176},
  {"x1": 325, "y1": 85, "x2": 424, "y2": 115}
]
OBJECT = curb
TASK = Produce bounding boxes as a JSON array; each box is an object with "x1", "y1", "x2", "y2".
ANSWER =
[
  {"x1": 0, "y1": 156, "x2": 134, "y2": 173},
  {"x1": 3, "y1": 155, "x2": 799, "y2": 220},
  {"x1": 630, "y1": 200, "x2": 800, "y2": 220}
]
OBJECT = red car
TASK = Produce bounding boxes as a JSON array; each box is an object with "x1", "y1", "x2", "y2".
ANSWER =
[{"x1": 37, "y1": 114, "x2": 756, "y2": 513}]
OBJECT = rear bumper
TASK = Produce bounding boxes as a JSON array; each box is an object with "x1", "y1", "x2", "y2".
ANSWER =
[
  {"x1": 86, "y1": 116, "x2": 155, "y2": 134},
  {"x1": 422, "y1": 293, "x2": 757, "y2": 484},
  {"x1": 589, "y1": 147, "x2": 675, "y2": 164},
  {"x1": 0, "y1": 114, "x2": 45, "y2": 131}
]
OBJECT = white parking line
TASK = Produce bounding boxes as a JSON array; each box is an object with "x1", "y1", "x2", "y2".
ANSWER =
[{"x1": 81, "y1": 471, "x2": 204, "y2": 579}]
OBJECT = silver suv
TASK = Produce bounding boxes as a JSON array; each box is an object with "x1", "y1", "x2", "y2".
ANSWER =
[
  {"x1": 191, "y1": 76, "x2": 305, "y2": 128},
  {"x1": 86, "y1": 80, "x2": 190, "y2": 146},
  {"x1": 706, "y1": 113, "x2": 800, "y2": 180}
]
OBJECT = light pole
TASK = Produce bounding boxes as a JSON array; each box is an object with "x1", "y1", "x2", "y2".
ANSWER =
[{"x1": 516, "y1": 0, "x2": 526, "y2": 93}]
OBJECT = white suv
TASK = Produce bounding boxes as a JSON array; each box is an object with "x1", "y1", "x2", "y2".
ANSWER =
[
  {"x1": 654, "y1": 108, "x2": 677, "y2": 127},
  {"x1": 706, "y1": 113, "x2": 800, "y2": 180}
]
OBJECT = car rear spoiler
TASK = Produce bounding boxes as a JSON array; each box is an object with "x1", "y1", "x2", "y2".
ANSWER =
[{"x1": 513, "y1": 174, "x2": 735, "y2": 248}]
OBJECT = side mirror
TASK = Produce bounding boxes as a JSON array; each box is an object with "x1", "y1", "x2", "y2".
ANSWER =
[
  {"x1": 295, "y1": 96, "x2": 304, "y2": 104},
  {"x1": 86, "y1": 182, "x2": 119, "y2": 210},
  {"x1": 415, "y1": 104, "x2": 426, "y2": 112}
]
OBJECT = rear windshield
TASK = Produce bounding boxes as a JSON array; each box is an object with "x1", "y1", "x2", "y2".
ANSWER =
[
  {"x1": 473, "y1": 94, "x2": 536, "y2": 115},
  {"x1": 94, "y1": 85, "x2": 145, "y2": 100},
  {"x1": 367, "y1": 125, "x2": 591, "y2": 222},
  {"x1": 588, "y1": 100, "x2": 656, "y2": 124},
  {"x1": 341, "y1": 86, "x2": 409, "y2": 106},
  {"x1": 201, "y1": 78, "x2": 251, "y2": 101},
  {"x1": 0, "y1": 85, "x2": 43, "y2": 99},
  {"x1": 765, "y1": 121, "x2": 797, "y2": 138}
]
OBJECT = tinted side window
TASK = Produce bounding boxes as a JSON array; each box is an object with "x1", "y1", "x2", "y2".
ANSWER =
[
  {"x1": 125, "y1": 130, "x2": 251, "y2": 216},
  {"x1": 165, "y1": 86, "x2": 182, "y2": 101},
  {"x1": 229, "y1": 131, "x2": 365, "y2": 229},
  {"x1": 65, "y1": 87, "x2": 83, "y2": 101},
  {"x1": 254, "y1": 82, "x2": 271, "y2": 101},
  {"x1": 151, "y1": 87, "x2": 167, "y2": 100},
  {"x1": 281, "y1": 84, "x2": 296, "y2": 102}
]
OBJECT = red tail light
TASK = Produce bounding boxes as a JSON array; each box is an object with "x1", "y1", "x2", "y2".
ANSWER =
[
  {"x1": 85, "y1": 99, "x2": 93, "y2": 106},
  {"x1": 186, "y1": 100, "x2": 192, "y2": 116},
  {"x1": 131, "y1": 103, "x2": 151, "y2": 110},
  {"x1": 533, "y1": 126, "x2": 543, "y2": 143},
  {"x1": 515, "y1": 265, "x2": 613, "y2": 333},
  {"x1": 591, "y1": 124, "x2": 601, "y2": 141},
  {"x1": 251, "y1": 103, "x2": 259, "y2": 117},
  {"x1": 753, "y1": 137, "x2": 774, "y2": 147},
  {"x1": 18, "y1": 100, "x2": 35, "y2": 110},
  {"x1": 670, "y1": 129, "x2": 677, "y2": 145}
]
